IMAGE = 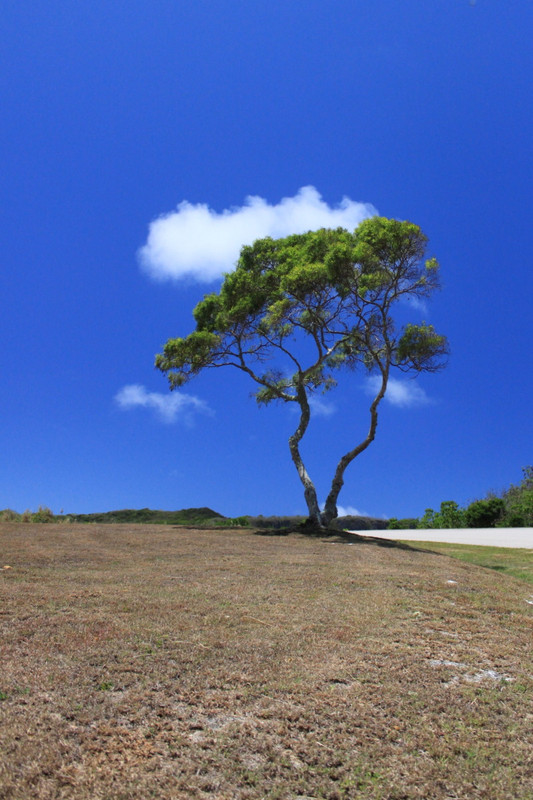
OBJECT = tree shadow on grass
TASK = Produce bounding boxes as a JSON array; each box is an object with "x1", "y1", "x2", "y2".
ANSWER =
[{"x1": 251, "y1": 526, "x2": 432, "y2": 554}]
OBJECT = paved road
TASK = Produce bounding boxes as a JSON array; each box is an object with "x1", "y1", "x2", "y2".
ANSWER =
[{"x1": 351, "y1": 528, "x2": 533, "y2": 549}]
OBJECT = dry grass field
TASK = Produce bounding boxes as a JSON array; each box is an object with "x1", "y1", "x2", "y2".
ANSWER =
[{"x1": 1, "y1": 523, "x2": 532, "y2": 799}]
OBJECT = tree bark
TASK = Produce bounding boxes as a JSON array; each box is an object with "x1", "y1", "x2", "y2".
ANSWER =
[
  {"x1": 288, "y1": 380, "x2": 323, "y2": 527},
  {"x1": 321, "y1": 368, "x2": 389, "y2": 527}
]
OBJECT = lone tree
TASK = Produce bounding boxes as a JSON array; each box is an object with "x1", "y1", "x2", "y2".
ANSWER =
[{"x1": 156, "y1": 217, "x2": 448, "y2": 529}]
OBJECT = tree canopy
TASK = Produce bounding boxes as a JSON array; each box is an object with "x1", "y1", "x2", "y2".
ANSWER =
[{"x1": 156, "y1": 217, "x2": 448, "y2": 528}]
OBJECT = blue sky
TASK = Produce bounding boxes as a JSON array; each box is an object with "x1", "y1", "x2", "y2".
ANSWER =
[{"x1": 1, "y1": 0, "x2": 531, "y2": 519}]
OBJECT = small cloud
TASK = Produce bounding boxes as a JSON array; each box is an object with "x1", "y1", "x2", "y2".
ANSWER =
[
  {"x1": 139, "y1": 186, "x2": 377, "y2": 283},
  {"x1": 336, "y1": 505, "x2": 369, "y2": 518},
  {"x1": 402, "y1": 295, "x2": 428, "y2": 314},
  {"x1": 309, "y1": 396, "x2": 336, "y2": 417},
  {"x1": 365, "y1": 376, "x2": 431, "y2": 408},
  {"x1": 288, "y1": 394, "x2": 336, "y2": 418},
  {"x1": 115, "y1": 384, "x2": 211, "y2": 425}
]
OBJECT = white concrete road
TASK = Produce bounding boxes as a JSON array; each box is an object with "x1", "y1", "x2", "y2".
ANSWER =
[{"x1": 350, "y1": 528, "x2": 533, "y2": 549}]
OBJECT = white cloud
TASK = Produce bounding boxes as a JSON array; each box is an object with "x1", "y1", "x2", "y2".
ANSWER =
[
  {"x1": 365, "y1": 376, "x2": 431, "y2": 408},
  {"x1": 402, "y1": 294, "x2": 428, "y2": 314},
  {"x1": 336, "y1": 505, "x2": 369, "y2": 518},
  {"x1": 138, "y1": 186, "x2": 377, "y2": 283},
  {"x1": 308, "y1": 396, "x2": 336, "y2": 417},
  {"x1": 288, "y1": 394, "x2": 336, "y2": 418},
  {"x1": 115, "y1": 384, "x2": 211, "y2": 425}
]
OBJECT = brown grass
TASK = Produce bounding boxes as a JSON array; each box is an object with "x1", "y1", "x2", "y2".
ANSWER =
[{"x1": 1, "y1": 523, "x2": 532, "y2": 799}]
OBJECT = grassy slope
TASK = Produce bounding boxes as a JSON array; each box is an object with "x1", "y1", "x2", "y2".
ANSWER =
[
  {"x1": 402, "y1": 540, "x2": 533, "y2": 585},
  {"x1": 1, "y1": 524, "x2": 532, "y2": 800}
]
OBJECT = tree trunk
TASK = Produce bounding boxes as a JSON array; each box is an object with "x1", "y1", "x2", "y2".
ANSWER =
[
  {"x1": 288, "y1": 381, "x2": 324, "y2": 528},
  {"x1": 289, "y1": 369, "x2": 389, "y2": 531},
  {"x1": 321, "y1": 368, "x2": 389, "y2": 527}
]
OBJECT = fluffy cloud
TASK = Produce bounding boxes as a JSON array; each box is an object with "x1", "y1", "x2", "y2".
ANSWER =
[
  {"x1": 365, "y1": 376, "x2": 431, "y2": 408},
  {"x1": 139, "y1": 186, "x2": 377, "y2": 283},
  {"x1": 115, "y1": 384, "x2": 211, "y2": 424},
  {"x1": 336, "y1": 504, "x2": 370, "y2": 518}
]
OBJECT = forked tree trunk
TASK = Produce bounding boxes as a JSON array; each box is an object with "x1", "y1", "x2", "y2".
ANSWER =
[
  {"x1": 289, "y1": 369, "x2": 389, "y2": 530},
  {"x1": 321, "y1": 369, "x2": 389, "y2": 527},
  {"x1": 288, "y1": 382, "x2": 323, "y2": 528}
]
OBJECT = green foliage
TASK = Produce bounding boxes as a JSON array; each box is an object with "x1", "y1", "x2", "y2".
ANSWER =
[
  {"x1": 156, "y1": 218, "x2": 448, "y2": 402},
  {"x1": 396, "y1": 323, "x2": 448, "y2": 371},
  {"x1": 464, "y1": 498, "x2": 505, "y2": 528},
  {"x1": 417, "y1": 501, "x2": 465, "y2": 529},
  {"x1": 214, "y1": 516, "x2": 250, "y2": 528},
  {"x1": 0, "y1": 507, "x2": 56, "y2": 523},
  {"x1": 499, "y1": 466, "x2": 533, "y2": 527},
  {"x1": 331, "y1": 515, "x2": 388, "y2": 531},
  {"x1": 247, "y1": 514, "x2": 388, "y2": 532},
  {"x1": 387, "y1": 517, "x2": 419, "y2": 530},
  {"x1": 155, "y1": 331, "x2": 221, "y2": 388},
  {"x1": 0, "y1": 508, "x2": 72, "y2": 524},
  {"x1": 352, "y1": 217, "x2": 428, "y2": 270},
  {"x1": 248, "y1": 515, "x2": 307, "y2": 530},
  {"x1": 68, "y1": 507, "x2": 224, "y2": 525},
  {"x1": 31, "y1": 505, "x2": 54, "y2": 523},
  {"x1": 405, "y1": 468, "x2": 533, "y2": 530}
]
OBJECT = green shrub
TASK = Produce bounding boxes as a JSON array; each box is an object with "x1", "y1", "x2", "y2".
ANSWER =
[
  {"x1": 31, "y1": 506, "x2": 54, "y2": 523},
  {"x1": 464, "y1": 497, "x2": 505, "y2": 528},
  {"x1": 417, "y1": 501, "x2": 465, "y2": 529},
  {"x1": 500, "y1": 466, "x2": 533, "y2": 527},
  {"x1": 387, "y1": 517, "x2": 419, "y2": 530},
  {"x1": 405, "y1": 467, "x2": 533, "y2": 530},
  {"x1": 215, "y1": 516, "x2": 250, "y2": 528}
]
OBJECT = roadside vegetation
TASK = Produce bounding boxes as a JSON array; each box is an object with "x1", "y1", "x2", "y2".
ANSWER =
[
  {"x1": 1, "y1": 523, "x2": 532, "y2": 799},
  {"x1": 389, "y1": 466, "x2": 533, "y2": 530}
]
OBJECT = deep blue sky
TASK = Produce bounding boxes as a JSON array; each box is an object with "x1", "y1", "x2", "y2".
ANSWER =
[{"x1": 1, "y1": 0, "x2": 531, "y2": 519}]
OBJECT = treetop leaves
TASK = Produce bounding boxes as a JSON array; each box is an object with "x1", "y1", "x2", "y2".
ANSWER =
[{"x1": 156, "y1": 216, "x2": 447, "y2": 398}]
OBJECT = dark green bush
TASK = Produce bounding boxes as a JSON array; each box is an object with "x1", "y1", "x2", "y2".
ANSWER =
[
  {"x1": 332, "y1": 515, "x2": 388, "y2": 531},
  {"x1": 417, "y1": 501, "x2": 465, "y2": 529},
  {"x1": 499, "y1": 466, "x2": 533, "y2": 527},
  {"x1": 464, "y1": 497, "x2": 505, "y2": 528},
  {"x1": 387, "y1": 518, "x2": 419, "y2": 530}
]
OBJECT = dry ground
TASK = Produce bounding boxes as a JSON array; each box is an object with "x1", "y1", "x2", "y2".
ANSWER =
[{"x1": 1, "y1": 523, "x2": 532, "y2": 800}]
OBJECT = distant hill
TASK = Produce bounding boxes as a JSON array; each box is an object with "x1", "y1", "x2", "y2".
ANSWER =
[
  {"x1": 65, "y1": 509, "x2": 388, "y2": 530},
  {"x1": 2, "y1": 506, "x2": 389, "y2": 530},
  {"x1": 67, "y1": 507, "x2": 224, "y2": 525}
]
